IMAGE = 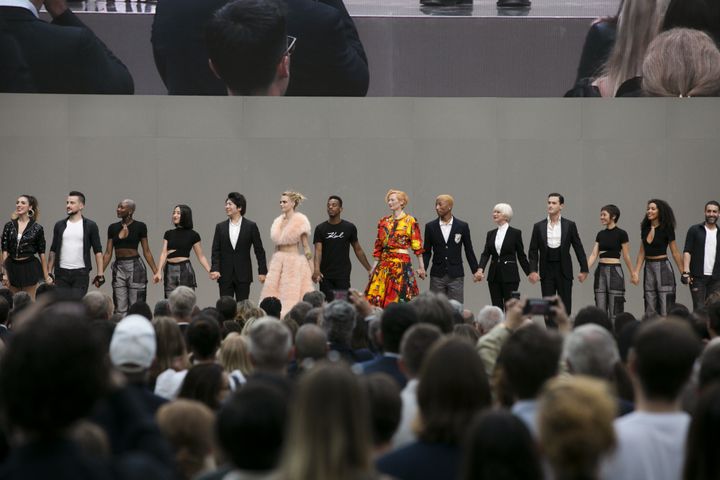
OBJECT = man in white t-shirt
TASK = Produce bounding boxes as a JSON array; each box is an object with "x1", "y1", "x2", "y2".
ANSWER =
[
  {"x1": 682, "y1": 200, "x2": 720, "y2": 310},
  {"x1": 601, "y1": 319, "x2": 702, "y2": 480},
  {"x1": 48, "y1": 191, "x2": 103, "y2": 298}
]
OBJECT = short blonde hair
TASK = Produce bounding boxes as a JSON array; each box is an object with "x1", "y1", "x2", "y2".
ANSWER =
[
  {"x1": 282, "y1": 191, "x2": 307, "y2": 208},
  {"x1": 219, "y1": 333, "x2": 253, "y2": 376},
  {"x1": 435, "y1": 194, "x2": 454, "y2": 208},
  {"x1": 386, "y1": 189, "x2": 409, "y2": 207},
  {"x1": 493, "y1": 203, "x2": 513, "y2": 221}
]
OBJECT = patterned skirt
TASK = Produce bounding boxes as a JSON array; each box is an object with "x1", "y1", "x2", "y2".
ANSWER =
[{"x1": 365, "y1": 252, "x2": 419, "y2": 308}]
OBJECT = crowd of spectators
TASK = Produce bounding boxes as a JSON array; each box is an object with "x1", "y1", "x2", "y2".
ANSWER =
[{"x1": 1, "y1": 282, "x2": 719, "y2": 480}]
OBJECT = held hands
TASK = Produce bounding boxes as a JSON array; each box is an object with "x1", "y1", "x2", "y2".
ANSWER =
[
  {"x1": 209, "y1": 271, "x2": 221, "y2": 281},
  {"x1": 258, "y1": 274, "x2": 266, "y2": 284},
  {"x1": 631, "y1": 271, "x2": 640, "y2": 285},
  {"x1": 578, "y1": 272, "x2": 588, "y2": 283},
  {"x1": 92, "y1": 275, "x2": 105, "y2": 288},
  {"x1": 681, "y1": 272, "x2": 692, "y2": 285},
  {"x1": 153, "y1": 272, "x2": 162, "y2": 284},
  {"x1": 528, "y1": 272, "x2": 540, "y2": 284},
  {"x1": 44, "y1": 275, "x2": 54, "y2": 285},
  {"x1": 417, "y1": 267, "x2": 426, "y2": 280},
  {"x1": 312, "y1": 270, "x2": 323, "y2": 284},
  {"x1": 473, "y1": 269, "x2": 484, "y2": 283}
]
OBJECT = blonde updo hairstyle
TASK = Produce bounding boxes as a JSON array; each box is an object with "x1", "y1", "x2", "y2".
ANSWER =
[
  {"x1": 283, "y1": 191, "x2": 307, "y2": 209},
  {"x1": 386, "y1": 189, "x2": 409, "y2": 208}
]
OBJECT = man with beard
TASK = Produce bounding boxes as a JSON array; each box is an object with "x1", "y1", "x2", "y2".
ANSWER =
[
  {"x1": 48, "y1": 191, "x2": 103, "y2": 298},
  {"x1": 682, "y1": 201, "x2": 720, "y2": 310},
  {"x1": 312, "y1": 196, "x2": 372, "y2": 303}
]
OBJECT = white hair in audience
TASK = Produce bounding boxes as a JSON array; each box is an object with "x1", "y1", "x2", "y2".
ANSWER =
[
  {"x1": 563, "y1": 324, "x2": 619, "y2": 379},
  {"x1": 476, "y1": 306, "x2": 503, "y2": 332}
]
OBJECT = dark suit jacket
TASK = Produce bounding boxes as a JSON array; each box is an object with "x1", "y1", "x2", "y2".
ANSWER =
[
  {"x1": 684, "y1": 223, "x2": 720, "y2": 279},
  {"x1": 422, "y1": 218, "x2": 479, "y2": 279},
  {"x1": 478, "y1": 226, "x2": 530, "y2": 283},
  {"x1": 528, "y1": 218, "x2": 588, "y2": 280},
  {"x1": 0, "y1": 7, "x2": 133, "y2": 94},
  {"x1": 361, "y1": 354, "x2": 406, "y2": 388},
  {"x1": 0, "y1": 18, "x2": 35, "y2": 92},
  {"x1": 151, "y1": 0, "x2": 368, "y2": 96},
  {"x1": 211, "y1": 218, "x2": 267, "y2": 284}
]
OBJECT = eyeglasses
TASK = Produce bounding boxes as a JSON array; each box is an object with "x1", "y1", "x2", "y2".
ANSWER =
[{"x1": 284, "y1": 35, "x2": 297, "y2": 56}]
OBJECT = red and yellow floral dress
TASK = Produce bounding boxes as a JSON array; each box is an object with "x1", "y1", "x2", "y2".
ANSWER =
[{"x1": 365, "y1": 213, "x2": 424, "y2": 308}]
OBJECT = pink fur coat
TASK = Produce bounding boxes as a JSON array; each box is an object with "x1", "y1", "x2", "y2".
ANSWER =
[{"x1": 260, "y1": 212, "x2": 315, "y2": 316}]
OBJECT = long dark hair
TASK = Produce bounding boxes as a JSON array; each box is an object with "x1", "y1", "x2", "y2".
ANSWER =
[
  {"x1": 174, "y1": 204, "x2": 194, "y2": 229},
  {"x1": 641, "y1": 198, "x2": 676, "y2": 232}
]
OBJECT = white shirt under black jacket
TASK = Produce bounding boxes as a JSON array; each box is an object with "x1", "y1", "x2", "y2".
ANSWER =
[
  {"x1": 229, "y1": 217, "x2": 242, "y2": 250},
  {"x1": 547, "y1": 216, "x2": 561, "y2": 248},
  {"x1": 59, "y1": 219, "x2": 85, "y2": 269},
  {"x1": 704, "y1": 225, "x2": 717, "y2": 276},
  {"x1": 440, "y1": 217, "x2": 453, "y2": 244},
  {"x1": 495, "y1": 223, "x2": 509, "y2": 254}
]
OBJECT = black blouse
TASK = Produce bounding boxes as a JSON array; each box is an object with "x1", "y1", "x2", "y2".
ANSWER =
[{"x1": 1, "y1": 219, "x2": 46, "y2": 258}]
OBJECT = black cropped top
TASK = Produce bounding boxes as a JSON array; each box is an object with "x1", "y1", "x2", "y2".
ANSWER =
[
  {"x1": 641, "y1": 225, "x2": 675, "y2": 257},
  {"x1": 108, "y1": 220, "x2": 147, "y2": 250},
  {"x1": 164, "y1": 228, "x2": 200, "y2": 258},
  {"x1": 1, "y1": 220, "x2": 46, "y2": 258},
  {"x1": 596, "y1": 227, "x2": 628, "y2": 259}
]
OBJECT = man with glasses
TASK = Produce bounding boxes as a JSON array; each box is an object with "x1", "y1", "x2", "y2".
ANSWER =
[{"x1": 205, "y1": 0, "x2": 291, "y2": 96}]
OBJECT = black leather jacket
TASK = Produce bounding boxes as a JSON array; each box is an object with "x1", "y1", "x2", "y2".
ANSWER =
[{"x1": 1, "y1": 219, "x2": 46, "y2": 258}]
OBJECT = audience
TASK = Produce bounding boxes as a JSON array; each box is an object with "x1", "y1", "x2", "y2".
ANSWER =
[
  {"x1": 259, "y1": 296, "x2": 283, "y2": 318},
  {"x1": 292, "y1": 323, "x2": 328, "y2": 377},
  {"x1": 303, "y1": 291, "x2": 326, "y2": 309},
  {"x1": 248, "y1": 317, "x2": 292, "y2": 377},
  {"x1": 154, "y1": 299, "x2": 172, "y2": 318},
  {"x1": 0, "y1": 0, "x2": 133, "y2": 93},
  {"x1": 178, "y1": 363, "x2": 230, "y2": 411},
  {"x1": 83, "y1": 290, "x2": 113, "y2": 321},
  {"x1": 361, "y1": 303, "x2": 417, "y2": 387},
  {"x1": 409, "y1": 292, "x2": 455, "y2": 334},
  {"x1": 683, "y1": 382, "x2": 720, "y2": 480},
  {"x1": 361, "y1": 373, "x2": 402, "y2": 458},
  {"x1": 153, "y1": 316, "x2": 190, "y2": 399},
  {"x1": 219, "y1": 332, "x2": 253, "y2": 387},
  {"x1": 323, "y1": 300, "x2": 372, "y2": 363},
  {"x1": 168, "y1": 286, "x2": 196, "y2": 329},
  {"x1": 128, "y1": 300, "x2": 153, "y2": 321},
  {"x1": 474, "y1": 305, "x2": 503, "y2": 336},
  {"x1": 215, "y1": 296, "x2": 237, "y2": 322}
]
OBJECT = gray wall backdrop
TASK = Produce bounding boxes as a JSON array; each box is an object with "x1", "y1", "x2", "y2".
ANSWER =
[{"x1": 1, "y1": 94, "x2": 719, "y2": 317}]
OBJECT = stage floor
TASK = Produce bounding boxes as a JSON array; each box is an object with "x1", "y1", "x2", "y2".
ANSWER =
[{"x1": 67, "y1": 0, "x2": 619, "y2": 17}]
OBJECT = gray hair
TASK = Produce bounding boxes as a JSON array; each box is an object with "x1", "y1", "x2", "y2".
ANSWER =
[
  {"x1": 448, "y1": 299, "x2": 464, "y2": 315},
  {"x1": 476, "y1": 305, "x2": 503, "y2": 332},
  {"x1": 493, "y1": 203, "x2": 513, "y2": 221},
  {"x1": 82, "y1": 291, "x2": 113, "y2": 320},
  {"x1": 321, "y1": 300, "x2": 356, "y2": 346},
  {"x1": 168, "y1": 286, "x2": 196, "y2": 318},
  {"x1": 248, "y1": 317, "x2": 292, "y2": 371},
  {"x1": 295, "y1": 324, "x2": 328, "y2": 362},
  {"x1": 563, "y1": 324, "x2": 620, "y2": 379}
]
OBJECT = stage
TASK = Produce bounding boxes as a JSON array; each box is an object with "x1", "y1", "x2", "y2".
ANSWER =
[{"x1": 55, "y1": 0, "x2": 621, "y2": 96}]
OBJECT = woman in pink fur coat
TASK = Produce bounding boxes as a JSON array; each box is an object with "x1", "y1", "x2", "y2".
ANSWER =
[{"x1": 260, "y1": 191, "x2": 315, "y2": 317}]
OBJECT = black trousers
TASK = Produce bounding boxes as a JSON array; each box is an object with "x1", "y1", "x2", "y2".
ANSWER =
[
  {"x1": 219, "y1": 278, "x2": 250, "y2": 301},
  {"x1": 55, "y1": 267, "x2": 90, "y2": 299},
  {"x1": 319, "y1": 277, "x2": 351, "y2": 303},
  {"x1": 689, "y1": 275, "x2": 720, "y2": 311},
  {"x1": 488, "y1": 281, "x2": 520, "y2": 310},
  {"x1": 540, "y1": 261, "x2": 573, "y2": 315}
]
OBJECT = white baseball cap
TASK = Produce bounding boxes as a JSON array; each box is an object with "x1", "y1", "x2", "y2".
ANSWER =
[{"x1": 109, "y1": 314, "x2": 156, "y2": 372}]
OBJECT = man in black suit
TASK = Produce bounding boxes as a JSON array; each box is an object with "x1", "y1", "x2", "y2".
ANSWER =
[
  {"x1": 0, "y1": 0, "x2": 133, "y2": 93},
  {"x1": 422, "y1": 195, "x2": 480, "y2": 304},
  {"x1": 528, "y1": 193, "x2": 588, "y2": 315},
  {"x1": 151, "y1": 0, "x2": 368, "y2": 96},
  {"x1": 210, "y1": 192, "x2": 267, "y2": 301},
  {"x1": 682, "y1": 200, "x2": 720, "y2": 310}
]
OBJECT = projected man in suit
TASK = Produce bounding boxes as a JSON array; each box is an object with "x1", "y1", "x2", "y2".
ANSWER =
[
  {"x1": 422, "y1": 195, "x2": 480, "y2": 304},
  {"x1": 528, "y1": 192, "x2": 588, "y2": 315},
  {"x1": 210, "y1": 192, "x2": 267, "y2": 300}
]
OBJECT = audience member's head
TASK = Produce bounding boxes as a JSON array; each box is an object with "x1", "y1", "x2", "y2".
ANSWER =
[
  {"x1": 109, "y1": 314, "x2": 156, "y2": 380},
  {"x1": 11, "y1": 291, "x2": 32, "y2": 314},
  {"x1": 399, "y1": 323, "x2": 443, "y2": 380},
  {"x1": 410, "y1": 292, "x2": 455, "y2": 334},
  {"x1": 205, "y1": 0, "x2": 290, "y2": 96},
  {"x1": 538, "y1": 376, "x2": 616, "y2": 480},
  {"x1": 303, "y1": 291, "x2": 325, "y2": 309},
  {"x1": 630, "y1": 319, "x2": 702, "y2": 403},
  {"x1": 475, "y1": 305, "x2": 503, "y2": 336},
  {"x1": 616, "y1": 319, "x2": 641, "y2": 363},
  {"x1": 248, "y1": 317, "x2": 292, "y2": 375},
  {"x1": 417, "y1": 338, "x2": 491, "y2": 445},
  {"x1": 497, "y1": 324, "x2": 562, "y2": 401},
  {"x1": 236, "y1": 299, "x2": 256, "y2": 323},
  {"x1": 461, "y1": 410, "x2": 543, "y2": 480},
  {"x1": 179, "y1": 363, "x2": 230, "y2": 411},
  {"x1": 280, "y1": 315, "x2": 299, "y2": 343},
  {"x1": 683, "y1": 381, "x2": 720, "y2": 480},
  {"x1": 219, "y1": 333, "x2": 253, "y2": 376},
  {"x1": 157, "y1": 399, "x2": 216, "y2": 480},
  {"x1": 294, "y1": 324, "x2": 328, "y2": 366},
  {"x1": 452, "y1": 324, "x2": 480, "y2": 344},
  {"x1": 322, "y1": 300, "x2": 356, "y2": 347},
  {"x1": 573, "y1": 305, "x2": 612, "y2": 332},
  {"x1": 0, "y1": 303, "x2": 108, "y2": 437},
  {"x1": 303, "y1": 306, "x2": 323, "y2": 325},
  {"x1": 154, "y1": 299, "x2": 172, "y2": 318},
  {"x1": 564, "y1": 324, "x2": 620, "y2": 379},
  {"x1": 286, "y1": 301, "x2": 313, "y2": 326},
  {"x1": 668, "y1": 303, "x2": 692, "y2": 321},
  {"x1": 169, "y1": 286, "x2": 196, "y2": 321},
  {"x1": 707, "y1": 301, "x2": 720, "y2": 337},
  {"x1": 613, "y1": 312, "x2": 637, "y2": 336},
  {"x1": 35, "y1": 282, "x2": 55, "y2": 300},
  {"x1": 222, "y1": 319, "x2": 242, "y2": 338},
  {"x1": 127, "y1": 300, "x2": 153, "y2": 321},
  {"x1": 360, "y1": 373, "x2": 402, "y2": 454},
  {"x1": 259, "y1": 296, "x2": 282, "y2": 319},
  {"x1": 153, "y1": 316, "x2": 189, "y2": 373},
  {"x1": 82, "y1": 291, "x2": 113, "y2": 321},
  {"x1": 186, "y1": 314, "x2": 222, "y2": 362},
  {"x1": 217, "y1": 380, "x2": 288, "y2": 472},
  {"x1": 642, "y1": 28, "x2": 720, "y2": 97},
  {"x1": 379, "y1": 303, "x2": 417, "y2": 354},
  {"x1": 216, "y1": 296, "x2": 238, "y2": 321},
  {"x1": 279, "y1": 362, "x2": 373, "y2": 480},
  {"x1": 0, "y1": 288, "x2": 13, "y2": 310}
]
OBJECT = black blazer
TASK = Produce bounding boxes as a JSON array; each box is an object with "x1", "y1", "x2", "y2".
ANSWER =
[
  {"x1": 151, "y1": 0, "x2": 368, "y2": 96},
  {"x1": 683, "y1": 223, "x2": 720, "y2": 279},
  {"x1": 478, "y1": 226, "x2": 530, "y2": 283},
  {"x1": 422, "y1": 218, "x2": 479, "y2": 279},
  {"x1": 210, "y1": 218, "x2": 267, "y2": 284},
  {"x1": 528, "y1": 218, "x2": 589, "y2": 280},
  {"x1": 0, "y1": 7, "x2": 133, "y2": 94}
]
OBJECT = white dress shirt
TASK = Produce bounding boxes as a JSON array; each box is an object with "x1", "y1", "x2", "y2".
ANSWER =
[
  {"x1": 229, "y1": 217, "x2": 242, "y2": 249},
  {"x1": 704, "y1": 225, "x2": 717, "y2": 276},
  {"x1": 495, "y1": 223, "x2": 509, "y2": 254},
  {"x1": 440, "y1": 216, "x2": 453, "y2": 243},
  {"x1": 547, "y1": 216, "x2": 562, "y2": 248}
]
